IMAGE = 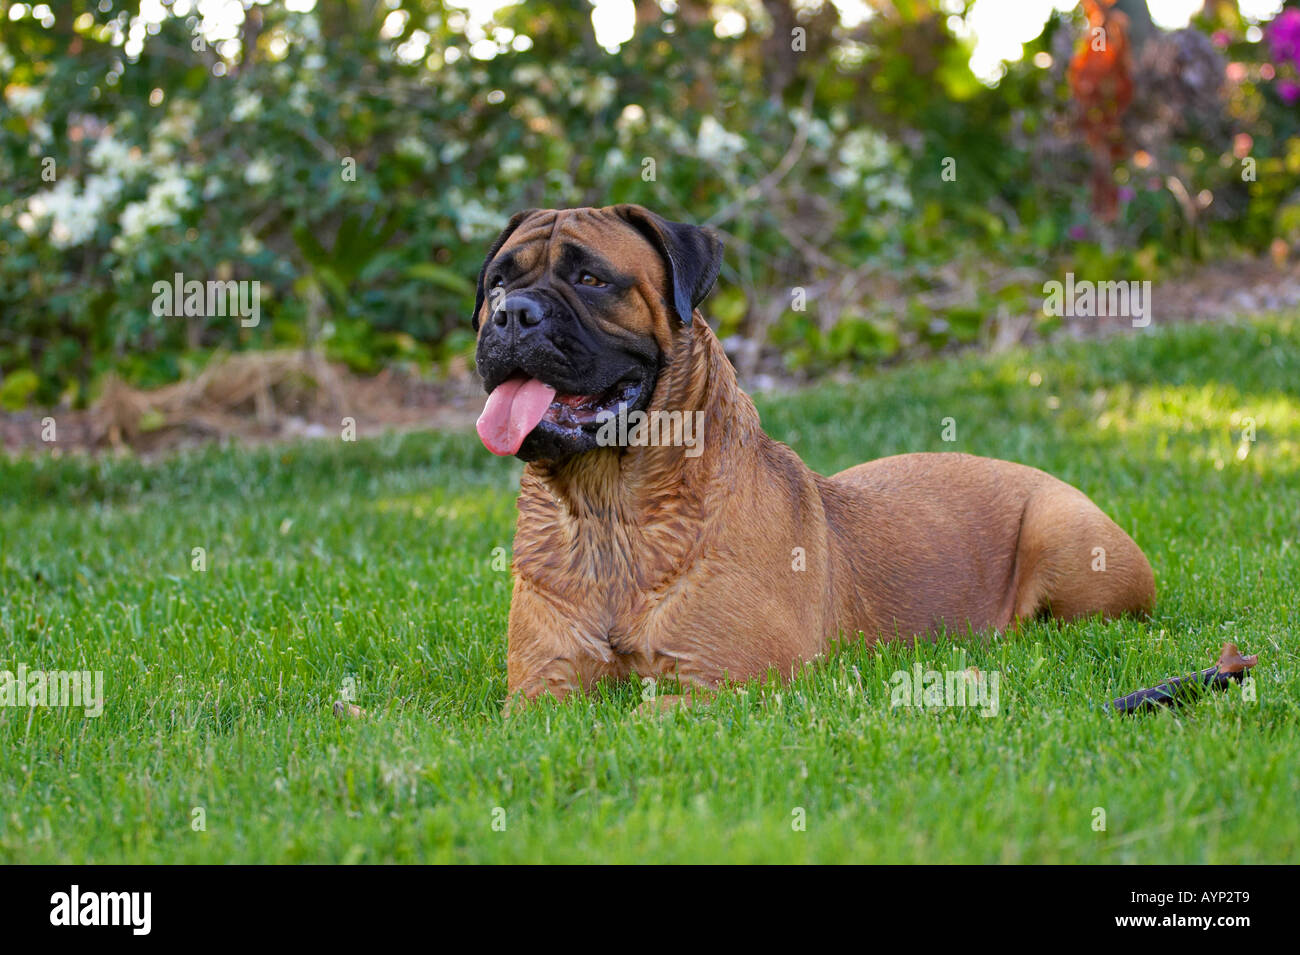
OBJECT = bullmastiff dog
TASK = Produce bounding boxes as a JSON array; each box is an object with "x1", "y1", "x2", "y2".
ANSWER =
[{"x1": 472, "y1": 204, "x2": 1155, "y2": 709}]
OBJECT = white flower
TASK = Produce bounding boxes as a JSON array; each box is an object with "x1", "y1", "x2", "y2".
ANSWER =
[
  {"x1": 88, "y1": 136, "x2": 127, "y2": 169},
  {"x1": 150, "y1": 101, "x2": 199, "y2": 160},
  {"x1": 28, "y1": 120, "x2": 52, "y2": 150},
  {"x1": 396, "y1": 135, "x2": 434, "y2": 163},
  {"x1": 149, "y1": 167, "x2": 193, "y2": 209},
  {"x1": 23, "y1": 172, "x2": 124, "y2": 248},
  {"x1": 5, "y1": 85, "x2": 43, "y2": 116},
  {"x1": 651, "y1": 115, "x2": 692, "y2": 152},
  {"x1": 831, "y1": 166, "x2": 859, "y2": 190},
  {"x1": 288, "y1": 83, "x2": 311, "y2": 114},
  {"x1": 115, "y1": 166, "x2": 193, "y2": 244},
  {"x1": 155, "y1": 100, "x2": 199, "y2": 140},
  {"x1": 602, "y1": 149, "x2": 625, "y2": 174},
  {"x1": 826, "y1": 127, "x2": 913, "y2": 212},
  {"x1": 498, "y1": 154, "x2": 528, "y2": 178},
  {"x1": 118, "y1": 202, "x2": 153, "y2": 240},
  {"x1": 872, "y1": 179, "x2": 913, "y2": 211},
  {"x1": 453, "y1": 198, "x2": 504, "y2": 241},
  {"x1": 615, "y1": 103, "x2": 646, "y2": 135},
  {"x1": 85, "y1": 172, "x2": 125, "y2": 206},
  {"x1": 203, "y1": 175, "x2": 224, "y2": 200},
  {"x1": 789, "y1": 108, "x2": 833, "y2": 151},
  {"x1": 439, "y1": 140, "x2": 469, "y2": 164},
  {"x1": 695, "y1": 116, "x2": 746, "y2": 162},
  {"x1": 838, "y1": 129, "x2": 892, "y2": 173},
  {"x1": 571, "y1": 74, "x2": 617, "y2": 111},
  {"x1": 89, "y1": 134, "x2": 149, "y2": 178},
  {"x1": 244, "y1": 156, "x2": 275, "y2": 185},
  {"x1": 231, "y1": 90, "x2": 262, "y2": 122}
]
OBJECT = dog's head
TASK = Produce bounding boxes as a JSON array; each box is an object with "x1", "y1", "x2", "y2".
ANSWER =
[{"x1": 471, "y1": 205, "x2": 723, "y2": 463}]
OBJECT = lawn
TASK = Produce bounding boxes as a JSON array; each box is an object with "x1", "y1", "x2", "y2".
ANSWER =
[{"x1": 1, "y1": 317, "x2": 1297, "y2": 863}]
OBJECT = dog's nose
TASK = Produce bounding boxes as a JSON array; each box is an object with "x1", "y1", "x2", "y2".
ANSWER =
[{"x1": 491, "y1": 293, "x2": 548, "y2": 336}]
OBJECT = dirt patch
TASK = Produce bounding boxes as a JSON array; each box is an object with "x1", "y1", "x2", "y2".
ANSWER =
[{"x1": 1, "y1": 350, "x2": 483, "y2": 455}]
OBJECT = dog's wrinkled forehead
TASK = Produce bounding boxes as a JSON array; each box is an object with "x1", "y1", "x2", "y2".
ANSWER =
[
  {"x1": 482, "y1": 208, "x2": 667, "y2": 334},
  {"x1": 472, "y1": 204, "x2": 724, "y2": 343},
  {"x1": 499, "y1": 210, "x2": 666, "y2": 279}
]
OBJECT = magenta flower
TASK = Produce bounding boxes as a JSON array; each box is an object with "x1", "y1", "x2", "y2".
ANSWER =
[{"x1": 1268, "y1": 9, "x2": 1300, "y2": 69}]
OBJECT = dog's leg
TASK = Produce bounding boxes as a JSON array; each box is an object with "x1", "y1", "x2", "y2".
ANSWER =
[
  {"x1": 504, "y1": 658, "x2": 585, "y2": 712},
  {"x1": 503, "y1": 580, "x2": 621, "y2": 712},
  {"x1": 1008, "y1": 484, "x2": 1155, "y2": 624}
]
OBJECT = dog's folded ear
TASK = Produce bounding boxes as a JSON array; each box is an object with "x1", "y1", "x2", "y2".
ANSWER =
[
  {"x1": 613, "y1": 204, "x2": 724, "y2": 325},
  {"x1": 472, "y1": 209, "x2": 538, "y2": 331}
]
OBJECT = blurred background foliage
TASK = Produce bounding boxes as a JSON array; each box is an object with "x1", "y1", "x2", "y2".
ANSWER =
[{"x1": 2, "y1": 0, "x2": 1299, "y2": 409}]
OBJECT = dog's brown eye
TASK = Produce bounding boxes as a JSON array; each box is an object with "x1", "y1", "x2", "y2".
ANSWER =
[{"x1": 578, "y1": 273, "x2": 606, "y2": 288}]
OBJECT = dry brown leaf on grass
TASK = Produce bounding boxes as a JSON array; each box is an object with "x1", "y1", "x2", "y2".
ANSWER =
[{"x1": 1214, "y1": 642, "x2": 1258, "y2": 675}]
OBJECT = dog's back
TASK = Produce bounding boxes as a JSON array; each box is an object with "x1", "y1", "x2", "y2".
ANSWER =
[{"x1": 820, "y1": 452, "x2": 1155, "y2": 639}]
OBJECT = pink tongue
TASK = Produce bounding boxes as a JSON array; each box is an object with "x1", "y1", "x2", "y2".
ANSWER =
[{"x1": 476, "y1": 376, "x2": 558, "y2": 456}]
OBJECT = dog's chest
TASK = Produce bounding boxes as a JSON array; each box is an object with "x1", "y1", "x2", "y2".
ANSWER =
[{"x1": 516, "y1": 515, "x2": 723, "y2": 668}]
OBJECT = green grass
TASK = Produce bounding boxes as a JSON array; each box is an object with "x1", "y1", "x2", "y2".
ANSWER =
[{"x1": 2, "y1": 317, "x2": 1298, "y2": 863}]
